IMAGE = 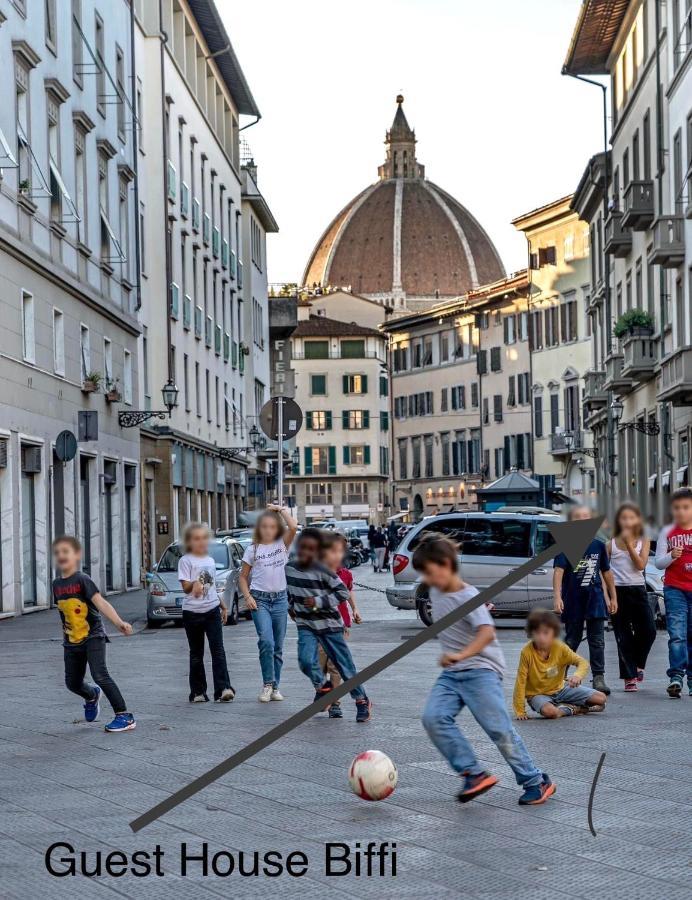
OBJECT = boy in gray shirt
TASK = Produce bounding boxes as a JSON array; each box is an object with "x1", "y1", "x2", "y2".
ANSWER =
[{"x1": 414, "y1": 534, "x2": 555, "y2": 806}]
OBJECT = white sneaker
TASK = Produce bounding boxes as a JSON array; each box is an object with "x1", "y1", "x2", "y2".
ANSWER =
[
  {"x1": 258, "y1": 685, "x2": 273, "y2": 703},
  {"x1": 217, "y1": 687, "x2": 235, "y2": 702},
  {"x1": 270, "y1": 689, "x2": 284, "y2": 701},
  {"x1": 191, "y1": 694, "x2": 207, "y2": 703}
]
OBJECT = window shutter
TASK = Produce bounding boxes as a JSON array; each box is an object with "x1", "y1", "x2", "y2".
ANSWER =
[
  {"x1": 503, "y1": 317, "x2": 509, "y2": 344},
  {"x1": 380, "y1": 411, "x2": 389, "y2": 431},
  {"x1": 361, "y1": 374, "x2": 368, "y2": 393},
  {"x1": 364, "y1": 445, "x2": 371, "y2": 465},
  {"x1": 328, "y1": 446, "x2": 336, "y2": 474},
  {"x1": 379, "y1": 375, "x2": 388, "y2": 396},
  {"x1": 343, "y1": 446, "x2": 350, "y2": 465},
  {"x1": 325, "y1": 411, "x2": 332, "y2": 429},
  {"x1": 451, "y1": 440, "x2": 459, "y2": 475},
  {"x1": 460, "y1": 386, "x2": 466, "y2": 408},
  {"x1": 306, "y1": 411, "x2": 313, "y2": 430},
  {"x1": 560, "y1": 304, "x2": 567, "y2": 342},
  {"x1": 342, "y1": 374, "x2": 349, "y2": 394},
  {"x1": 363, "y1": 410, "x2": 370, "y2": 428},
  {"x1": 304, "y1": 447, "x2": 312, "y2": 475},
  {"x1": 459, "y1": 440, "x2": 468, "y2": 473},
  {"x1": 504, "y1": 435, "x2": 511, "y2": 470},
  {"x1": 342, "y1": 410, "x2": 349, "y2": 429}
]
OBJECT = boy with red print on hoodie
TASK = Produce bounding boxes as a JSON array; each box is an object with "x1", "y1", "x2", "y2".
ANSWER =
[
  {"x1": 655, "y1": 488, "x2": 692, "y2": 698},
  {"x1": 319, "y1": 532, "x2": 362, "y2": 718}
]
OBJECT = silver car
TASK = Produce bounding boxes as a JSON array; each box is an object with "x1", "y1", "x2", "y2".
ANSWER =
[
  {"x1": 387, "y1": 511, "x2": 666, "y2": 625},
  {"x1": 147, "y1": 537, "x2": 249, "y2": 627}
]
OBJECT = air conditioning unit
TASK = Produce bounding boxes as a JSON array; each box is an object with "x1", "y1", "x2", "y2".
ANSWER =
[
  {"x1": 21, "y1": 446, "x2": 42, "y2": 473},
  {"x1": 0, "y1": 439, "x2": 7, "y2": 468}
]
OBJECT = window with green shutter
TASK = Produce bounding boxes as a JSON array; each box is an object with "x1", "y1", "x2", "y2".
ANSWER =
[
  {"x1": 380, "y1": 411, "x2": 389, "y2": 431},
  {"x1": 328, "y1": 446, "x2": 336, "y2": 474},
  {"x1": 343, "y1": 446, "x2": 350, "y2": 465},
  {"x1": 305, "y1": 340, "x2": 329, "y2": 359},
  {"x1": 310, "y1": 374, "x2": 326, "y2": 395},
  {"x1": 364, "y1": 445, "x2": 371, "y2": 465},
  {"x1": 304, "y1": 447, "x2": 313, "y2": 475},
  {"x1": 363, "y1": 410, "x2": 370, "y2": 428},
  {"x1": 306, "y1": 411, "x2": 314, "y2": 430},
  {"x1": 343, "y1": 374, "x2": 367, "y2": 394},
  {"x1": 379, "y1": 375, "x2": 388, "y2": 396},
  {"x1": 340, "y1": 339, "x2": 365, "y2": 358}
]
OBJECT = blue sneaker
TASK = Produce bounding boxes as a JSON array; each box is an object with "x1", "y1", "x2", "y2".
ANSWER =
[
  {"x1": 667, "y1": 675, "x2": 683, "y2": 698},
  {"x1": 457, "y1": 771, "x2": 498, "y2": 803},
  {"x1": 518, "y1": 774, "x2": 556, "y2": 806},
  {"x1": 104, "y1": 712, "x2": 136, "y2": 733},
  {"x1": 328, "y1": 703, "x2": 343, "y2": 719},
  {"x1": 84, "y1": 686, "x2": 101, "y2": 723},
  {"x1": 355, "y1": 698, "x2": 372, "y2": 723}
]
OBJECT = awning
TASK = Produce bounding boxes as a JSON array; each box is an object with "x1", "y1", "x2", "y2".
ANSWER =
[
  {"x1": 661, "y1": 470, "x2": 671, "y2": 490},
  {"x1": 0, "y1": 127, "x2": 18, "y2": 167},
  {"x1": 100, "y1": 205, "x2": 126, "y2": 262},
  {"x1": 676, "y1": 465, "x2": 689, "y2": 485},
  {"x1": 648, "y1": 473, "x2": 657, "y2": 491},
  {"x1": 386, "y1": 511, "x2": 409, "y2": 522}
]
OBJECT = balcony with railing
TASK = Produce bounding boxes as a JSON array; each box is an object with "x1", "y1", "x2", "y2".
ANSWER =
[
  {"x1": 621, "y1": 333, "x2": 658, "y2": 381},
  {"x1": 292, "y1": 349, "x2": 382, "y2": 361},
  {"x1": 604, "y1": 210, "x2": 631, "y2": 258},
  {"x1": 648, "y1": 216, "x2": 685, "y2": 267},
  {"x1": 622, "y1": 180, "x2": 654, "y2": 230},
  {"x1": 583, "y1": 369, "x2": 607, "y2": 407},
  {"x1": 604, "y1": 350, "x2": 634, "y2": 394},
  {"x1": 550, "y1": 430, "x2": 584, "y2": 456},
  {"x1": 657, "y1": 346, "x2": 692, "y2": 405}
]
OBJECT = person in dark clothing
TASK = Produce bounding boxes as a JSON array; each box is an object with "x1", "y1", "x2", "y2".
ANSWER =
[{"x1": 370, "y1": 528, "x2": 387, "y2": 572}]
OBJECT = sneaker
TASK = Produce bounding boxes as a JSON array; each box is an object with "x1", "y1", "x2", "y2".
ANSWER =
[
  {"x1": 592, "y1": 674, "x2": 611, "y2": 696},
  {"x1": 586, "y1": 703, "x2": 606, "y2": 713},
  {"x1": 328, "y1": 703, "x2": 343, "y2": 719},
  {"x1": 518, "y1": 773, "x2": 556, "y2": 806},
  {"x1": 270, "y1": 689, "x2": 284, "y2": 701},
  {"x1": 104, "y1": 712, "x2": 136, "y2": 733},
  {"x1": 216, "y1": 687, "x2": 235, "y2": 702},
  {"x1": 258, "y1": 685, "x2": 273, "y2": 703},
  {"x1": 355, "y1": 698, "x2": 373, "y2": 723},
  {"x1": 624, "y1": 679, "x2": 638, "y2": 692},
  {"x1": 636, "y1": 669, "x2": 645, "y2": 683},
  {"x1": 556, "y1": 703, "x2": 577, "y2": 716},
  {"x1": 190, "y1": 694, "x2": 208, "y2": 703},
  {"x1": 313, "y1": 679, "x2": 333, "y2": 709},
  {"x1": 84, "y1": 686, "x2": 101, "y2": 723},
  {"x1": 667, "y1": 675, "x2": 683, "y2": 698},
  {"x1": 457, "y1": 771, "x2": 498, "y2": 803}
]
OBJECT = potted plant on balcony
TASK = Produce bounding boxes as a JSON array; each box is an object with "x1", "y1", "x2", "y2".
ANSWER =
[
  {"x1": 18, "y1": 179, "x2": 31, "y2": 196},
  {"x1": 82, "y1": 371, "x2": 102, "y2": 393},
  {"x1": 105, "y1": 378, "x2": 122, "y2": 403},
  {"x1": 613, "y1": 308, "x2": 654, "y2": 339}
]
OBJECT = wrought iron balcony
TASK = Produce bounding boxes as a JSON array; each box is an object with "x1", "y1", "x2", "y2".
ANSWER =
[
  {"x1": 604, "y1": 351, "x2": 634, "y2": 394},
  {"x1": 604, "y1": 210, "x2": 631, "y2": 258},
  {"x1": 657, "y1": 346, "x2": 692, "y2": 405},
  {"x1": 622, "y1": 180, "x2": 654, "y2": 230},
  {"x1": 648, "y1": 215, "x2": 685, "y2": 268},
  {"x1": 621, "y1": 333, "x2": 658, "y2": 381},
  {"x1": 550, "y1": 430, "x2": 584, "y2": 455}
]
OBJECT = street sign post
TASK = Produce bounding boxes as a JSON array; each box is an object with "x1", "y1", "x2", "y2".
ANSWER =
[
  {"x1": 259, "y1": 397, "x2": 302, "y2": 505},
  {"x1": 55, "y1": 430, "x2": 78, "y2": 462}
]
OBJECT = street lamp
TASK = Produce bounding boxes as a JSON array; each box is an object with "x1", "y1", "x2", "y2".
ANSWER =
[
  {"x1": 291, "y1": 448, "x2": 300, "y2": 469},
  {"x1": 161, "y1": 379, "x2": 179, "y2": 415},
  {"x1": 249, "y1": 424, "x2": 262, "y2": 452},
  {"x1": 610, "y1": 396, "x2": 624, "y2": 427},
  {"x1": 564, "y1": 431, "x2": 574, "y2": 452},
  {"x1": 118, "y1": 379, "x2": 179, "y2": 428}
]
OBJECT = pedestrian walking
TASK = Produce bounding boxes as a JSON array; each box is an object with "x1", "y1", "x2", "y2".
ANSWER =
[
  {"x1": 371, "y1": 527, "x2": 387, "y2": 572},
  {"x1": 178, "y1": 522, "x2": 234, "y2": 704},
  {"x1": 52, "y1": 536, "x2": 136, "y2": 733},
  {"x1": 607, "y1": 503, "x2": 656, "y2": 691},
  {"x1": 654, "y1": 488, "x2": 692, "y2": 698},
  {"x1": 238, "y1": 505, "x2": 297, "y2": 702}
]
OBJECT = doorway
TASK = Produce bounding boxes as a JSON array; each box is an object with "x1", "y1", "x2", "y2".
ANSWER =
[{"x1": 80, "y1": 456, "x2": 92, "y2": 574}]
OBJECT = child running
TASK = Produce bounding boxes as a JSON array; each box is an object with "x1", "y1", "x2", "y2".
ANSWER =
[
  {"x1": 553, "y1": 505, "x2": 617, "y2": 695},
  {"x1": 177, "y1": 523, "x2": 234, "y2": 703},
  {"x1": 655, "y1": 487, "x2": 692, "y2": 698},
  {"x1": 286, "y1": 528, "x2": 372, "y2": 722},
  {"x1": 513, "y1": 609, "x2": 606, "y2": 718},
  {"x1": 319, "y1": 531, "x2": 362, "y2": 719},
  {"x1": 415, "y1": 534, "x2": 556, "y2": 805},
  {"x1": 52, "y1": 536, "x2": 135, "y2": 732},
  {"x1": 608, "y1": 503, "x2": 656, "y2": 692},
  {"x1": 239, "y1": 504, "x2": 297, "y2": 702}
]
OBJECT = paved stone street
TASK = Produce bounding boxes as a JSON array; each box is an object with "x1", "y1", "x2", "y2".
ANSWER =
[{"x1": 0, "y1": 565, "x2": 690, "y2": 899}]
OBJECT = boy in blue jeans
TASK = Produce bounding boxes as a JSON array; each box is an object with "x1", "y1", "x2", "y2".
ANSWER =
[
  {"x1": 286, "y1": 528, "x2": 373, "y2": 722},
  {"x1": 414, "y1": 534, "x2": 555, "y2": 805}
]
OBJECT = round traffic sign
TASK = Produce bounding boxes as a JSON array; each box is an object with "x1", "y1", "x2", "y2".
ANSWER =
[
  {"x1": 55, "y1": 430, "x2": 78, "y2": 462},
  {"x1": 259, "y1": 398, "x2": 303, "y2": 441}
]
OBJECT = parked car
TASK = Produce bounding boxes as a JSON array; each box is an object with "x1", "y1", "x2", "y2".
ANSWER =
[
  {"x1": 147, "y1": 537, "x2": 249, "y2": 627},
  {"x1": 387, "y1": 511, "x2": 667, "y2": 626}
]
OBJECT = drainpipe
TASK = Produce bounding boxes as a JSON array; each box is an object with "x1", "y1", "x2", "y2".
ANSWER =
[
  {"x1": 129, "y1": 2, "x2": 142, "y2": 312},
  {"x1": 158, "y1": 0, "x2": 173, "y2": 388}
]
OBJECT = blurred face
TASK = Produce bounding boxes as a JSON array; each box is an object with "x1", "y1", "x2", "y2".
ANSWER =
[
  {"x1": 53, "y1": 541, "x2": 80, "y2": 574},
  {"x1": 419, "y1": 559, "x2": 456, "y2": 591},
  {"x1": 258, "y1": 514, "x2": 281, "y2": 543},
  {"x1": 531, "y1": 623, "x2": 556, "y2": 651},
  {"x1": 617, "y1": 507, "x2": 641, "y2": 535},
  {"x1": 671, "y1": 497, "x2": 692, "y2": 526},
  {"x1": 297, "y1": 536, "x2": 320, "y2": 566},
  {"x1": 570, "y1": 506, "x2": 592, "y2": 522},
  {"x1": 322, "y1": 541, "x2": 345, "y2": 571},
  {"x1": 188, "y1": 528, "x2": 209, "y2": 556}
]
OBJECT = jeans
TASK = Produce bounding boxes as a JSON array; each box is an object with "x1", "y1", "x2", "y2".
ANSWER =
[
  {"x1": 564, "y1": 618, "x2": 606, "y2": 676},
  {"x1": 182, "y1": 605, "x2": 231, "y2": 701},
  {"x1": 64, "y1": 637, "x2": 127, "y2": 714},
  {"x1": 611, "y1": 585, "x2": 657, "y2": 680},
  {"x1": 663, "y1": 587, "x2": 692, "y2": 680},
  {"x1": 296, "y1": 627, "x2": 367, "y2": 702},
  {"x1": 421, "y1": 667, "x2": 542, "y2": 787},
  {"x1": 251, "y1": 589, "x2": 288, "y2": 687}
]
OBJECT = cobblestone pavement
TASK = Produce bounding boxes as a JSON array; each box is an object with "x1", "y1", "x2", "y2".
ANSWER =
[{"x1": 0, "y1": 565, "x2": 690, "y2": 899}]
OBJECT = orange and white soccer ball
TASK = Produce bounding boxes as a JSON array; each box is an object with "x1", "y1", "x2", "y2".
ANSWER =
[{"x1": 348, "y1": 750, "x2": 398, "y2": 801}]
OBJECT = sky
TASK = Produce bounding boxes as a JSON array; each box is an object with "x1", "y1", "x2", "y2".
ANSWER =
[{"x1": 222, "y1": 0, "x2": 607, "y2": 286}]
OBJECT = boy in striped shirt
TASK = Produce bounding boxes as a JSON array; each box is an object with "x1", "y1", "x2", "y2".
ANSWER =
[{"x1": 286, "y1": 528, "x2": 373, "y2": 722}]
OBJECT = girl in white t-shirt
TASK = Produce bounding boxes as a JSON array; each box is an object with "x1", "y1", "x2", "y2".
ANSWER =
[
  {"x1": 239, "y1": 505, "x2": 297, "y2": 702},
  {"x1": 178, "y1": 522, "x2": 234, "y2": 704}
]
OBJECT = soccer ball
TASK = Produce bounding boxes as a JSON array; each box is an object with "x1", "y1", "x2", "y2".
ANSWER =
[{"x1": 348, "y1": 751, "x2": 398, "y2": 801}]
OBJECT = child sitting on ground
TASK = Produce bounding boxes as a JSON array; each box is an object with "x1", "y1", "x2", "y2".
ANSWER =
[{"x1": 513, "y1": 609, "x2": 607, "y2": 719}]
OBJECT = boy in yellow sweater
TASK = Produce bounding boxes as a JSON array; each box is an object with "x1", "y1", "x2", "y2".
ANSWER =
[{"x1": 514, "y1": 609, "x2": 607, "y2": 719}]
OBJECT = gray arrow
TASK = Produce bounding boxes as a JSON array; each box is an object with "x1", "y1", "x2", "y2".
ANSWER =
[{"x1": 130, "y1": 515, "x2": 603, "y2": 832}]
